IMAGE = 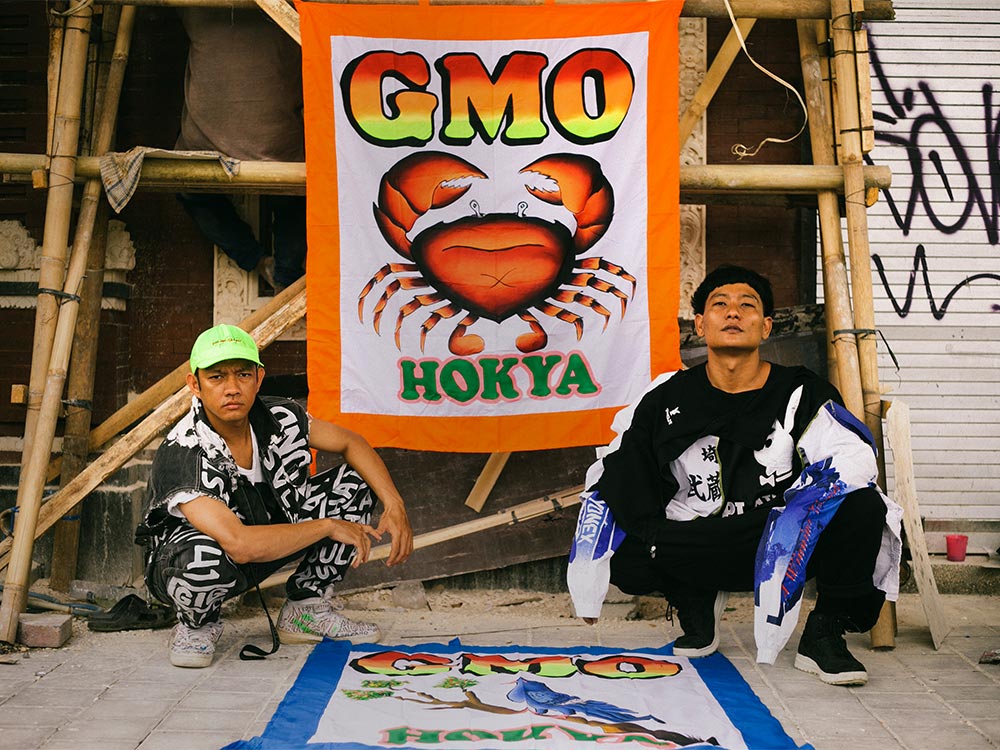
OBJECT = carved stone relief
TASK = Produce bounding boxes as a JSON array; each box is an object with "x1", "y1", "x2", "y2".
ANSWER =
[
  {"x1": 213, "y1": 195, "x2": 305, "y2": 340},
  {"x1": 678, "y1": 18, "x2": 707, "y2": 320}
]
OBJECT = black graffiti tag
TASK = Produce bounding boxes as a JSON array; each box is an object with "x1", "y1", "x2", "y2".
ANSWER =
[{"x1": 868, "y1": 38, "x2": 1000, "y2": 318}]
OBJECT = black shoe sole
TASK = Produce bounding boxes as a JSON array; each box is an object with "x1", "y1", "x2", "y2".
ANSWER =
[
  {"x1": 794, "y1": 653, "x2": 868, "y2": 685},
  {"x1": 673, "y1": 591, "x2": 728, "y2": 658}
]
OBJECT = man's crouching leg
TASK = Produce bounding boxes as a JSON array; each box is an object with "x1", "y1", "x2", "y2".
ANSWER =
[
  {"x1": 146, "y1": 527, "x2": 244, "y2": 668},
  {"x1": 277, "y1": 464, "x2": 381, "y2": 644},
  {"x1": 797, "y1": 487, "x2": 888, "y2": 686}
]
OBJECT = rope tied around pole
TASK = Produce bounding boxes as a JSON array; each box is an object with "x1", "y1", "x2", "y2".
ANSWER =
[
  {"x1": 833, "y1": 328, "x2": 899, "y2": 371},
  {"x1": 36, "y1": 287, "x2": 81, "y2": 304}
]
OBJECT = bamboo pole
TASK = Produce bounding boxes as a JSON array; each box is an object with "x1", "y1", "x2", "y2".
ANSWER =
[
  {"x1": 44, "y1": 4, "x2": 66, "y2": 179},
  {"x1": 48, "y1": 205, "x2": 110, "y2": 592},
  {"x1": 95, "y1": 0, "x2": 897, "y2": 21},
  {"x1": 45, "y1": 276, "x2": 306, "y2": 484},
  {"x1": 679, "y1": 18, "x2": 756, "y2": 148},
  {"x1": 20, "y1": 3, "x2": 93, "y2": 485},
  {"x1": 830, "y1": 0, "x2": 893, "y2": 649},
  {"x1": 797, "y1": 20, "x2": 863, "y2": 417},
  {"x1": 0, "y1": 287, "x2": 308, "y2": 577},
  {"x1": 0, "y1": 154, "x2": 891, "y2": 196},
  {"x1": 49, "y1": 4, "x2": 126, "y2": 594}
]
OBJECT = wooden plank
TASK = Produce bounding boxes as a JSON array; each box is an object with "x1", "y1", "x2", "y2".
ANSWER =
[
  {"x1": 884, "y1": 399, "x2": 951, "y2": 650},
  {"x1": 464, "y1": 452, "x2": 512, "y2": 512},
  {"x1": 254, "y1": 0, "x2": 300, "y2": 45}
]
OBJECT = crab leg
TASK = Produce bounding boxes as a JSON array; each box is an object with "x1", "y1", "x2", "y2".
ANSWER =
[
  {"x1": 578, "y1": 256, "x2": 637, "y2": 297},
  {"x1": 373, "y1": 277, "x2": 432, "y2": 334},
  {"x1": 395, "y1": 294, "x2": 445, "y2": 350},
  {"x1": 567, "y1": 272, "x2": 629, "y2": 317},
  {"x1": 448, "y1": 314, "x2": 484, "y2": 357},
  {"x1": 553, "y1": 289, "x2": 612, "y2": 331},
  {"x1": 358, "y1": 262, "x2": 420, "y2": 321},
  {"x1": 534, "y1": 303, "x2": 584, "y2": 341},
  {"x1": 419, "y1": 302, "x2": 464, "y2": 352}
]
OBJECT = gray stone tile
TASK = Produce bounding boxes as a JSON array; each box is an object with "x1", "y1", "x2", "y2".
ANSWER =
[
  {"x1": 892, "y1": 724, "x2": 996, "y2": 750},
  {"x1": 970, "y1": 718, "x2": 1000, "y2": 742},
  {"x1": 48, "y1": 715, "x2": 160, "y2": 742},
  {"x1": 948, "y1": 699, "x2": 1000, "y2": 719},
  {"x1": 178, "y1": 690, "x2": 277, "y2": 711},
  {"x1": 927, "y1": 684, "x2": 1000, "y2": 701},
  {"x1": 795, "y1": 715, "x2": 896, "y2": 741},
  {"x1": 76, "y1": 699, "x2": 173, "y2": 721},
  {"x1": 856, "y1": 692, "x2": 950, "y2": 711},
  {"x1": 0, "y1": 708, "x2": 81, "y2": 728},
  {"x1": 4, "y1": 687, "x2": 101, "y2": 708},
  {"x1": 39, "y1": 741, "x2": 139, "y2": 750},
  {"x1": 0, "y1": 725, "x2": 55, "y2": 749},
  {"x1": 156, "y1": 708, "x2": 256, "y2": 732},
  {"x1": 138, "y1": 731, "x2": 249, "y2": 750}
]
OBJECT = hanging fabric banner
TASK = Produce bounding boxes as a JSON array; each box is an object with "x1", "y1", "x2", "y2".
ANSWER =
[{"x1": 299, "y1": 0, "x2": 683, "y2": 452}]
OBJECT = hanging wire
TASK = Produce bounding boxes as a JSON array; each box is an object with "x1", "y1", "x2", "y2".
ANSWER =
[{"x1": 722, "y1": 0, "x2": 809, "y2": 159}]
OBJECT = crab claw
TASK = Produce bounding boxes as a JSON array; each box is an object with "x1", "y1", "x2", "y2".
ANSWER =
[
  {"x1": 520, "y1": 153, "x2": 615, "y2": 254},
  {"x1": 373, "y1": 152, "x2": 487, "y2": 259}
]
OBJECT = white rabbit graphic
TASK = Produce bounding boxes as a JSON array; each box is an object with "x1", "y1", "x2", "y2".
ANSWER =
[{"x1": 754, "y1": 385, "x2": 804, "y2": 487}]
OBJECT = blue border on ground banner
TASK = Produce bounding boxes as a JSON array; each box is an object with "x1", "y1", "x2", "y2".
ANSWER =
[{"x1": 222, "y1": 639, "x2": 813, "y2": 750}]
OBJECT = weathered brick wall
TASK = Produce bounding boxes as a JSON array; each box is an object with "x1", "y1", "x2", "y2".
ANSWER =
[{"x1": 706, "y1": 18, "x2": 811, "y2": 309}]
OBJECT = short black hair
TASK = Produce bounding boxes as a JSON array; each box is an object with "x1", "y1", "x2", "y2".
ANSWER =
[{"x1": 691, "y1": 265, "x2": 774, "y2": 317}]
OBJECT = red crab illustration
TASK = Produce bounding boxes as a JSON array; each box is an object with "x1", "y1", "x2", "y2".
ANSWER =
[{"x1": 358, "y1": 151, "x2": 636, "y2": 356}]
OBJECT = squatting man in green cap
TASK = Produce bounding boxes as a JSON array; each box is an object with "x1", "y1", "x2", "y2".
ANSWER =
[{"x1": 136, "y1": 324, "x2": 413, "y2": 668}]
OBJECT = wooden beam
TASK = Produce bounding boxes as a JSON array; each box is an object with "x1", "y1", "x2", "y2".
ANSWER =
[
  {"x1": 883, "y1": 400, "x2": 949, "y2": 649},
  {"x1": 464, "y1": 452, "x2": 511, "y2": 512},
  {"x1": 254, "y1": 0, "x2": 300, "y2": 44},
  {"x1": 96, "y1": 0, "x2": 896, "y2": 21}
]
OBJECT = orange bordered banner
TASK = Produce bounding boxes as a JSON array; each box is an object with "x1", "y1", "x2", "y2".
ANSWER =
[{"x1": 299, "y1": 0, "x2": 684, "y2": 453}]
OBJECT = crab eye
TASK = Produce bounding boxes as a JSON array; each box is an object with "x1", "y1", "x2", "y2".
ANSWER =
[{"x1": 517, "y1": 201, "x2": 528, "y2": 217}]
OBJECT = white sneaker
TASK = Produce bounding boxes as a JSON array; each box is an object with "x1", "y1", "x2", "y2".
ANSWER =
[
  {"x1": 169, "y1": 621, "x2": 224, "y2": 668},
  {"x1": 277, "y1": 597, "x2": 380, "y2": 644}
]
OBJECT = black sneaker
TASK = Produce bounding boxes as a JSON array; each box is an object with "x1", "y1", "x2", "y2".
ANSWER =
[
  {"x1": 794, "y1": 611, "x2": 868, "y2": 686},
  {"x1": 672, "y1": 590, "x2": 728, "y2": 658}
]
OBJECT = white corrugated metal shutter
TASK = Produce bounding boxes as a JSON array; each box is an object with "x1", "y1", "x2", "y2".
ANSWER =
[{"x1": 821, "y1": 2, "x2": 1000, "y2": 520}]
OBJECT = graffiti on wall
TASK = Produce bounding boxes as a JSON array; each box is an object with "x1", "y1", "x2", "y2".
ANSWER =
[{"x1": 867, "y1": 38, "x2": 1000, "y2": 319}]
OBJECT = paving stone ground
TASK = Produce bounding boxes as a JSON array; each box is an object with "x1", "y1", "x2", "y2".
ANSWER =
[{"x1": 0, "y1": 590, "x2": 997, "y2": 750}]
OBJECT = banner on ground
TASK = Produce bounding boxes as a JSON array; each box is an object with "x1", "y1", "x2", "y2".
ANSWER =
[
  {"x1": 300, "y1": 1, "x2": 683, "y2": 452},
  {"x1": 227, "y1": 640, "x2": 809, "y2": 750}
]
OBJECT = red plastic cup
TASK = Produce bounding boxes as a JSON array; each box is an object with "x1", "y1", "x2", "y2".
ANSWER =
[{"x1": 945, "y1": 534, "x2": 969, "y2": 562}]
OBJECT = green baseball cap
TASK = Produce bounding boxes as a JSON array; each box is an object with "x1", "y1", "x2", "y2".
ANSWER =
[{"x1": 189, "y1": 324, "x2": 263, "y2": 373}]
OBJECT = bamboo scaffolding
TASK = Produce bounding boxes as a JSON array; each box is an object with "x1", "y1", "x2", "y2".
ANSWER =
[
  {"x1": 0, "y1": 153, "x2": 891, "y2": 197},
  {"x1": 0, "y1": 287, "x2": 308, "y2": 577},
  {"x1": 48, "y1": 206, "x2": 110, "y2": 592},
  {"x1": 797, "y1": 20, "x2": 863, "y2": 417},
  {"x1": 0, "y1": 5, "x2": 138, "y2": 641},
  {"x1": 20, "y1": 4, "x2": 92, "y2": 487},
  {"x1": 95, "y1": 0, "x2": 896, "y2": 21},
  {"x1": 49, "y1": 6, "x2": 125, "y2": 593},
  {"x1": 829, "y1": 0, "x2": 894, "y2": 649}
]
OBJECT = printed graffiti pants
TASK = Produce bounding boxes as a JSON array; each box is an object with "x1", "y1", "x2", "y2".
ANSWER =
[
  {"x1": 145, "y1": 464, "x2": 376, "y2": 627},
  {"x1": 609, "y1": 487, "x2": 888, "y2": 631}
]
